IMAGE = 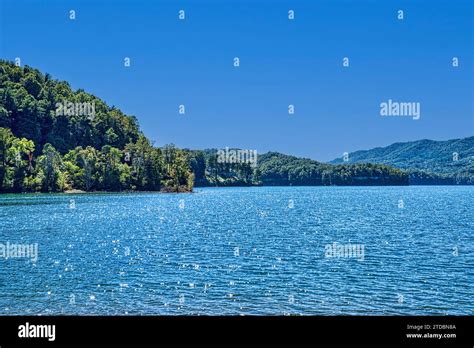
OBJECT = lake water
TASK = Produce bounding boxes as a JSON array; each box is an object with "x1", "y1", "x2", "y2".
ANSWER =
[{"x1": 0, "y1": 186, "x2": 472, "y2": 315}]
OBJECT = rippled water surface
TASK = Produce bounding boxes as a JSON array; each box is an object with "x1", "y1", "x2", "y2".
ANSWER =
[{"x1": 0, "y1": 186, "x2": 472, "y2": 315}]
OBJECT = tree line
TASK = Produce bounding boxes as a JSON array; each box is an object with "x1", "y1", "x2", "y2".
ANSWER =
[
  {"x1": 186, "y1": 150, "x2": 409, "y2": 186},
  {"x1": 4, "y1": 59, "x2": 455, "y2": 192},
  {"x1": 0, "y1": 127, "x2": 193, "y2": 192},
  {"x1": 0, "y1": 60, "x2": 193, "y2": 193},
  {"x1": 187, "y1": 150, "x2": 473, "y2": 186}
]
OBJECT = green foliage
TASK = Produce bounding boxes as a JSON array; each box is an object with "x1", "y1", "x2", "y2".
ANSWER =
[
  {"x1": 189, "y1": 146, "x2": 474, "y2": 187},
  {"x1": 0, "y1": 127, "x2": 14, "y2": 190},
  {"x1": 186, "y1": 150, "x2": 410, "y2": 186},
  {"x1": 330, "y1": 137, "x2": 474, "y2": 184},
  {"x1": 0, "y1": 127, "x2": 35, "y2": 191},
  {"x1": 63, "y1": 146, "x2": 100, "y2": 191},
  {"x1": 0, "y1": 60, "x2": 194, "y2": 193},
  {"x1": 187, "y1": 150, "x2": 206, "y2": 185},
  {"x1": 257, "y1": 152, "x2": 408, "y2": 186},
  {"x1": 161, "y1": 145, "x2": 194, "y2": 192},
  {"x1": 36, "y1": 143, "x2": 63, "y2": 192},
  {"x1": 0, "y1": 60, "x2": 141, "y2": 154},
  {"x1": 2, "y1": 59, "x2": 469, "y2": 191},
  {"x1": 125, "y1": 135, "x2": 162, "y2": 190}
]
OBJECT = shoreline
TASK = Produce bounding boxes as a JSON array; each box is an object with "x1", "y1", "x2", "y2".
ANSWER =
[{"x1": 0, "y1": 184, "x2": 472, "y2": 196}]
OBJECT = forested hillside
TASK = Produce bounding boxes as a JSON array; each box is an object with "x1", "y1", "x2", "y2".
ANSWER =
[
  {"x1": 1, "y1": 60, "x2": 469, "y2": 192},
  {"x1": 257, "y1": 152, "x2": 408, "y2": 186},
  {"x1": 186, "y1": 150, "x2": 409, "y2": 186},
  {"x1": 0, "y1": 60, "x2": 194, "y2": 192},
  {"x1": 331, "y1": 137, "x2": 474, "y2": 184}
]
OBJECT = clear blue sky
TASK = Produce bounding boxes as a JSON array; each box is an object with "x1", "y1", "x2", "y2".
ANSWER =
[{"x1": 1, "y1": 0, "x2": 472, "y2": 161}]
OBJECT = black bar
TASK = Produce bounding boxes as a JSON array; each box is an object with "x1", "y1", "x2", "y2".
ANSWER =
[{"x1": 0, "y1": 316, "x2": 472, "y2": 347}]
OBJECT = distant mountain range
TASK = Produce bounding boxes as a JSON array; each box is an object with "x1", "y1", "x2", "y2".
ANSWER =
[
  {"x1": 330, "y1": 137, "x2": 474, "y2": 184},
  {"x1": 187, "y1": 149, "x2": 409, "y2": 187},
  {"x1": 189, "y1": 139, "x2": 474, "y2": 186}
]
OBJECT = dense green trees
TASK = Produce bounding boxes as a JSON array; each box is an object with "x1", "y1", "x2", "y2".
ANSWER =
[
  {"x1": 37, "y1": 143, "x2": 64, "y2": 192},
  {"x1": 407, "y1": 169, "x2": 474, "y2": 185},
  {"x1": 205, "y1": 148, "x2": 472, "y2": 187},
  {"x1": 185, "y1": 150, "x2": 410, "y2": 186},
  {"x1": 0, "y1": 126, "x2": 194, "y2": 193},
  {"x1": 0, "y1": 127, "x2": 36, "y2": 191},
  {"x1": 63, "y1": 146, "x2": 99, "y2": 191},
  {"x1": 187, "y1": 150, "x2": 206, "y2": 185},
  {"x1": 0, "y1": 60, "x2": 193, "y2": 193},
  {"x1": 2, "y1": 59, "x2": 469, "y2": 192},
  {"x1": 257, "y1": 152, "x2": 409, "y2": 186},
  {"x1": 190, "y1": 149, "x2": 257, "y2": 186},
  {"x1": 0, "y1": 61, "x2": 141, "y2": 154},
  {"x1": 330, "y1": 137, "x2": 474, "y2": 184}
]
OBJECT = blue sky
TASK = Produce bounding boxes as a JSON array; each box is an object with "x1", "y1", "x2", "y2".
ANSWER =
[{"x1": 1, "y1": 0, "x2": 472, "y2": 161}]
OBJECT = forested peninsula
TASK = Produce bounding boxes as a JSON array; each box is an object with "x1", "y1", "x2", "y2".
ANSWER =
[
  {"x1": 0, "y1": 61, "x2": 193, "y2": 193},
  {"x1": 3, "y1": 60, "x2": 468, "y2": 193}
]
